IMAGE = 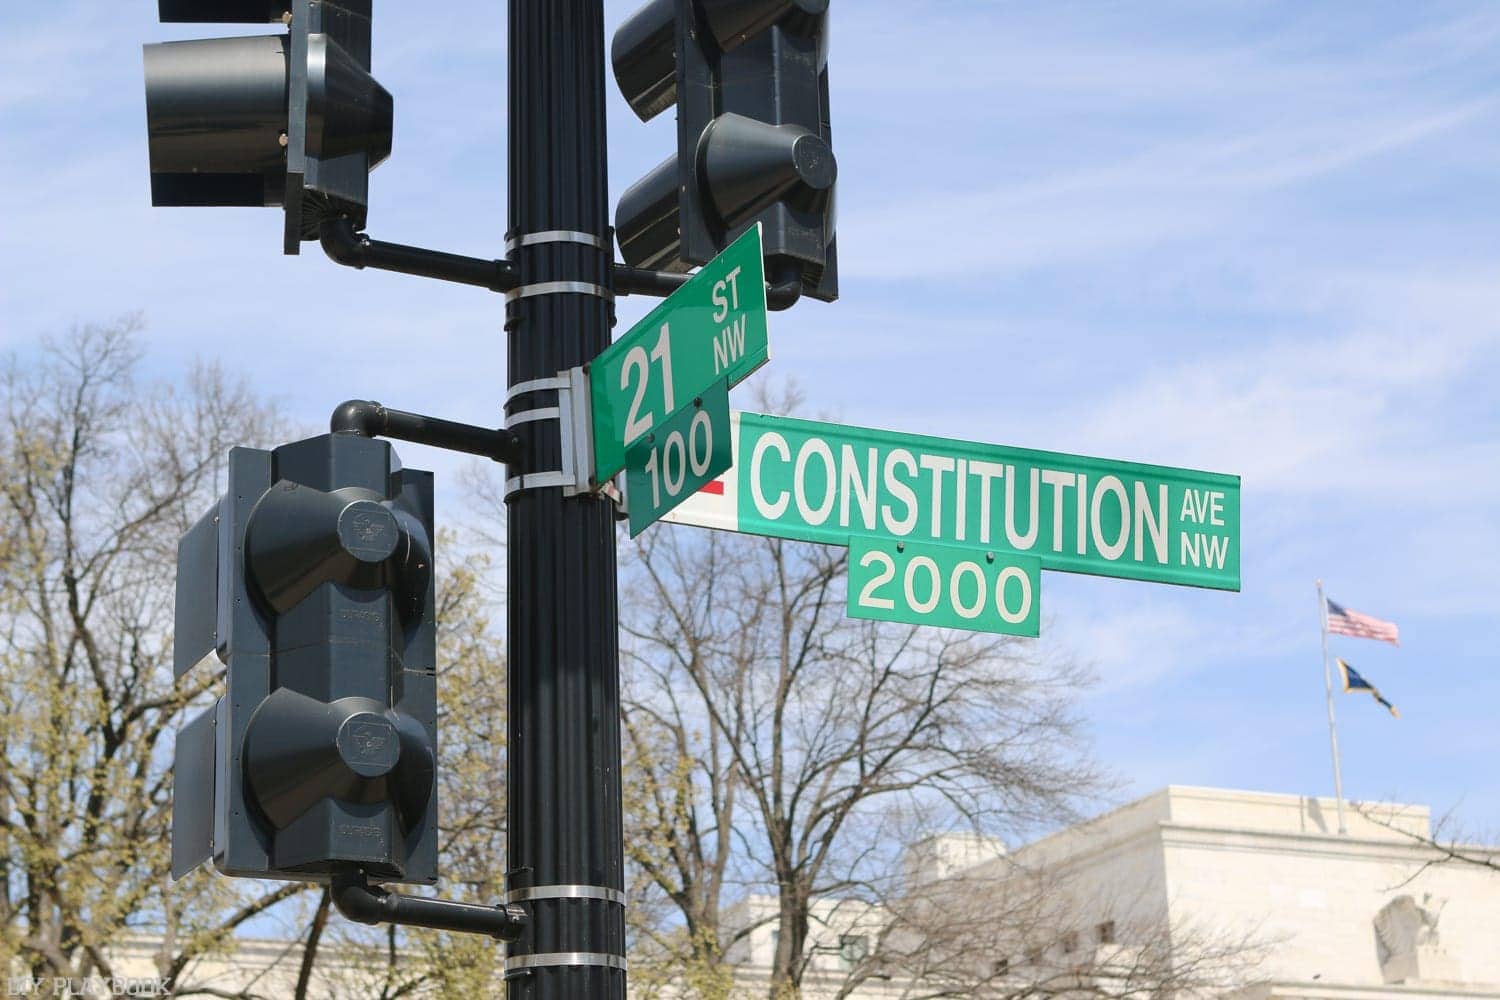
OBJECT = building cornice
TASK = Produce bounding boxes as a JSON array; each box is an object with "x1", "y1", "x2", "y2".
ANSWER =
[
  {"x1": 1248, "y1": 978, "x2": 1500, "y2": 1000},
  {"x1": 1157, "y1": 822, "x2": 1468, "y2": 866}
]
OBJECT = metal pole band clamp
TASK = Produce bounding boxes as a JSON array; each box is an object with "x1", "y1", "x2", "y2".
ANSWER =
[
  {"x1": 505, "y1": 472, "x2": 573, "y2": 498},
  {"x1": 505, "y1": 407, "x2": 560, "y2": 429},
  {"x1": 506, "y1": 375, "x2": 570, "y2": 405},
  {"x1": 503, "y1": 884, "x2": 626, "y2": 906},
  {"x1": 505, "y1": 230, "x2": 610, "y2": 253},
  {"x1": 504, "y1": 952, "x2": 628, "y2": 975},
  {"x1": 504, "y1": 280, "x2": 614, "y2": 303}
]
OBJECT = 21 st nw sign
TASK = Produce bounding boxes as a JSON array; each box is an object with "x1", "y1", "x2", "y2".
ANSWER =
[
  {"x1": 590, "y1": 225, "x2": 768, "y2": 485},
  {"x1": 665, "y1": 412, "x2": 1240, "y2": 591}
]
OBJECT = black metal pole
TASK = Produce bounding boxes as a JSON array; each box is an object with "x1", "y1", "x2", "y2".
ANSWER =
[{"x1": 505, "y1": 3, "x2": 625, "y2": 999}]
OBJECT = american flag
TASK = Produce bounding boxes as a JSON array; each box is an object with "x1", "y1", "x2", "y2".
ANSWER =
[{"x1": 1325, "y1": 599, "x2": 1400, "y2": 646}]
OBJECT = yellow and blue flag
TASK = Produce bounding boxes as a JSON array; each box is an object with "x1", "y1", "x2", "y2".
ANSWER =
[{"x1": 1336, "y1": 658, "x2": 1399, "y2": 718}]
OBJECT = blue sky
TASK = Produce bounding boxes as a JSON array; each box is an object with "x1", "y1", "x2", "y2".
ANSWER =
[{"x1": 2, "y1": 2, "x2": 1497, "y2": 834}]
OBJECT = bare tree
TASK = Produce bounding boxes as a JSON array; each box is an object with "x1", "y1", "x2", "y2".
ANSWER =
[
  {"x1": 0, "y1": 317, "x2": 310, "y2": 995},
  {"x1": 1354, "y1": 801, "x2": 1500, "y2": 887},
  {"x1": 832, "y1": 851, "x2": 1264, "y2": 999},
  {"x1": 619, "y1": 525, "x2": 1106, "y2": 999},
  {"x1": 619, "y1": 530, "x2": 746, "y2": 1000}
]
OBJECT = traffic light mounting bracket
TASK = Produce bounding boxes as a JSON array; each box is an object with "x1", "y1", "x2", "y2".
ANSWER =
[
  {"x1": 614, "y1": 258, "x2": 804, "y2": 310},
  {"x1": 329, "y1": 398, "x2": 521, "y2": 465},
  {"x1": 329, "y1": 389, "x2": 620, "y2": 509},
  {"x1": 332, "y1": 870, "x2": 528, "y2": 941},
  {"x1": 319, "y1": 217, "x2": 518, "y2": 293},
  {"x1": 318, "y1": 215, "x2": 803, "y2": 309}
]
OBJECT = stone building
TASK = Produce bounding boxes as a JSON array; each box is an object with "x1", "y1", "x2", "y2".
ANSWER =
[
  {"x1": 719, "y1": 786, "x2": 1500, "y2": 998},
  {"x1": 74, "y1": 786, "x2": 1500, "y2": 998}
]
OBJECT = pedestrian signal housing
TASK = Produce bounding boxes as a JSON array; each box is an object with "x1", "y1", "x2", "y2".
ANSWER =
[{"x1": 171, "y1": 432, "x2": 438, "y2": 885}]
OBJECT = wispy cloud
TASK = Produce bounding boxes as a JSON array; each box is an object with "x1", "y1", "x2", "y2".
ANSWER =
[
  {"x1": 839, "y1": 100, "x2": 1494, "y2": 279},
  {"x1": 1064, "y1": 267, "x2": 1500, "y2": 498},
  {"x1": 830, "y1": 3, "x2": 1500, "y2": 280}
]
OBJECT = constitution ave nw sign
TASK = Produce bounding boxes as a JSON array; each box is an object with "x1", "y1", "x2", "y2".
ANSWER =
[
  {"x1": 590, "y1": 225, "x2": 769, "y2": 484},
  {"x1": 665, "y1": 412, "x2": 1241, "y2": 591}
]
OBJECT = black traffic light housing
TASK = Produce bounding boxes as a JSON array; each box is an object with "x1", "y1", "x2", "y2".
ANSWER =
[
  {"x1": 144, "y1": 0, "x2": 392, "y2": 254},
  {"x1": 172, "y1": 432, "x2": 437, "y2": 885},
  {"x1": 613, "y1": 0, "x2": 838, "y2": 302}
]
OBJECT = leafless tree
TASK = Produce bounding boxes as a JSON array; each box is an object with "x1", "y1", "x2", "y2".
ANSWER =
[
  {"x1": 831, "y1": 851, "x2": 1264, "y2": 1000},
  {"x1": 619, "y1": 525, "x2": 1107, "y2": 999},
  {"x1": 1354, "y1": 800, "x2": 1500, "y2": 888},
  {"x1": 0, "y1": 316, "x2": 308, "y2": 995}
]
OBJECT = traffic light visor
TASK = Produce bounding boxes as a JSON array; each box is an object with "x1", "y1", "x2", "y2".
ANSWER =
[
  {"x1": 612, "y1": 0, "x2": 675, "y2": 121},
  {"x1": 615, "y1": 154, "x2": 683, "y2": 270},
  {"x1": 158, "y1": 0, "x2": 291, "y2": 21},
  {"x1": 144, "y1": 34, "x2": 291, "y2": 207},
  {"x1": 698, "y1": 0, "x2": 828, "y2": 52}
]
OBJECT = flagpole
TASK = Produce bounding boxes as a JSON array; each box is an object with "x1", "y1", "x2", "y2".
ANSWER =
[{"x1": 1317, "y1": 580, "x2": 1348, "y2": 835}]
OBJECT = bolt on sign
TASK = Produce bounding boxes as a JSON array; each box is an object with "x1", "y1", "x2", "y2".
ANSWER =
[{"x1": 664, "y1": 412, "x2": 1241, "y2": 592}]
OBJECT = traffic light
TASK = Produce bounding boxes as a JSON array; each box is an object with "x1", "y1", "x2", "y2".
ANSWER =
[
  {"x1": 172, "y1": 432, "x2": 438, "y2": 885},
  {"x1": 143, "y1": 0, "x2": 393, "y2": 254},
  {"x1": 613, "y1": 0, "x2": 838, "y2": 302}
]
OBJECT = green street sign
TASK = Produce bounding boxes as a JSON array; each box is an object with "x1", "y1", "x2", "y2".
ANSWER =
[
  {"x1": 663, "y1": 412, "x2": 1241, "y2": 591},
  {"x1": 591, "y1": 225, "x2": 768, "y2": 484},
  {"x1": 848, "y1": 538, "x2": 1042, "y2": 637},
  {"x1": 625, "y1": 381, "x2": 732, "y2": 538}
]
